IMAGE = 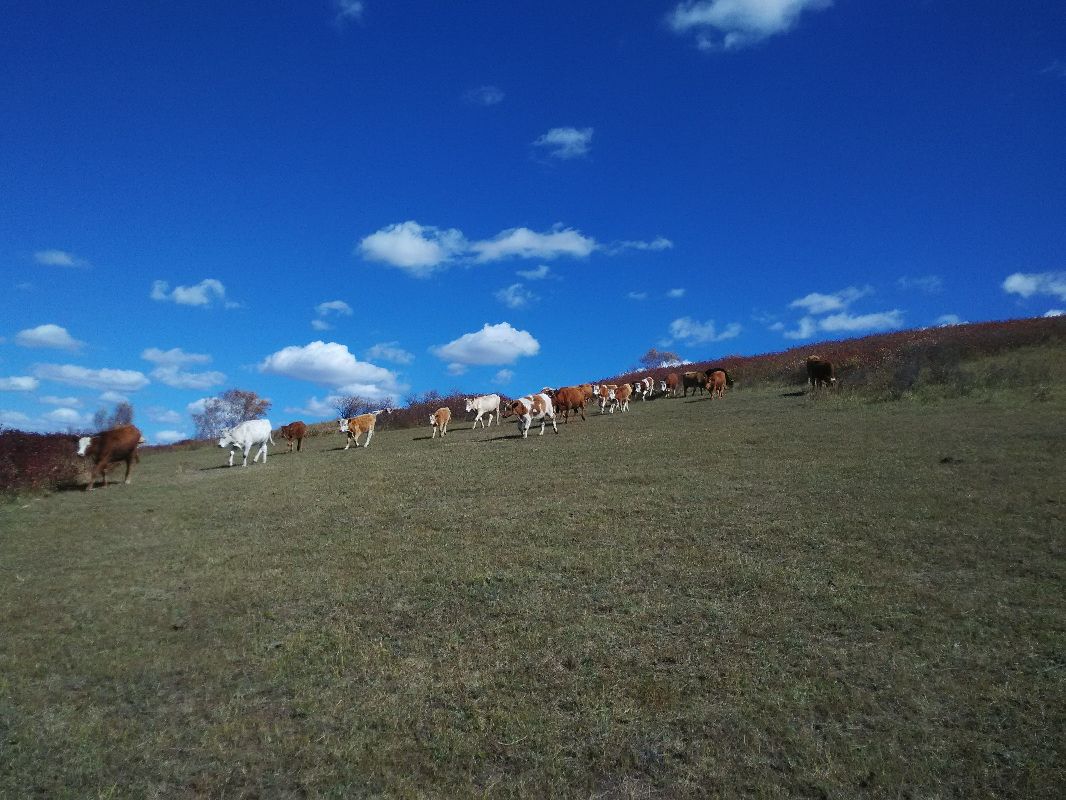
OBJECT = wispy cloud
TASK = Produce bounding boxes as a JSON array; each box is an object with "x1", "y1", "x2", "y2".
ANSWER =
[
  {"x1": 627, "y1": 291, "x2": 648, "y2": 301},
  {"x1": 471, "y1": 226, "x2": 597, "y2": 262},
  {"x1": 495, "y1": 283, "x2": 537, "y2": 309},
  {"x1": 1041, "y1": 60, "x2": 1066, "y2": 79},
  {"x1": 608, "y1": 237, "x2": 674, "y2": 254},
  {"x1": 898, "y1": 275, "x2": 943, "y2": 294},
  {"x1": 668, "y1": 317, "x2": 741, "y2": 344},
  {"x1": 34, "y1": 249, "x2": 89, "y2": 268},
  {"x1": 16, "y1": 324, "x2": 85, "y2": 351},
  {"x1": 464, "y1": 85, "x2": 505, "y2": 106},
  {"x1": 32, "y1": 364, "x2": 149, "y2": 392},
  {"x1": 141, "y1": 347, "x2": 211, "y2": 366},
  {"x1": 312, "y1": 299, "x2": 354, "y2": 330},
  {"x1": 334, "y1": 0, "x2": 364, "y2": 24},
  {"x1": 517, "y1": 264, "x2": 551, "y2": 281},
  {"x1": 533, "y1": 127, "x2": 594, "y2": 159},
  {"x1": 0, "y1": 376, "x2": 39, "y2": 392},
  {"x1": 784, "y1": 310, "x2": 903, "y2": 339},
  {"x1": 789, "y1": 285, "x2": 872, "y2": 315},
  {"x1": 150, "y1": 365, "x2": 226, "y2": 390},
  {"x1": 365, "y1": 342, "x2": 414, "y2": 365},
  {"x1": 666, "y1": 288, "x2": 686, "y2": 299},
  {"x1": 668, "y1": 0, "x2": 833, "y2": 51},
  {"x1": 1002, "y1": 271, "x2": 1066, "y2": 301},
  {"x1": 150, "y1": 278, "x2": 239, "y2": 308}
]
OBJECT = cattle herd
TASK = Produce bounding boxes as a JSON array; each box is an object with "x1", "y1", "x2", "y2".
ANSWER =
[{"x1": 73, "y1": 356, "x2": 839, "y2": 490}]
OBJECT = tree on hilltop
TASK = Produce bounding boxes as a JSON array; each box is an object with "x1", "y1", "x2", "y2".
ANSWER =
[{"x1": 193, "y1": 389, "x2": 271, "y2": 439}]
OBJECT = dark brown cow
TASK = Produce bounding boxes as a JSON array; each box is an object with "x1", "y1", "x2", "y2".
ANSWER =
[
  {"x1": 681, "y1": 371, "x2": 705, "y2": 397},
  {"x1": 552, "y1": 386, "x2": 588, "y2": 423},
  {"x1": 76, "y1": 424, "x2": 145, "y2": 491},
  {"x1": 806, "y1": 356, "x2": 837, "y2": 388},
  {"x1": 279, "y1": 421, "x2": 307, "y2": 452}
]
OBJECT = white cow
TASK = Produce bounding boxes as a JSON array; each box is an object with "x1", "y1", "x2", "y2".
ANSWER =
[
  {"x1": 218, "y1": 419, "x2": 274, "y2": 467},
  {"x1": 465, "y1": 393, "x2": 501, "y2": 429}
]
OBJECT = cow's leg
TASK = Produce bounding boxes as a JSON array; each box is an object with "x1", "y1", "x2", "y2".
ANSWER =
[
  {"x1": 85, "y1": 464, "x2": 97, "y2": 491},
  {"x1": 344, "y1": 435, "x2": 352, "y2": 450},
  {"x1": 123, "y1": 455, "x2": 133, "y2": 484},
  {"x1": 228, "y1": 448, "x2": 236, "y2": 467},
  {"x1": 242, "y1": 444, "x2": 251, "y2": 467},
  {"x1": 551, "y1": 415, "x2": 558, "y2": 434},
  {"x1": 365, "y1": 428, "x2": 373, "y2": 447},
  {"x1": 255, "y1": 442, "x2": 267, "y2": 463}
]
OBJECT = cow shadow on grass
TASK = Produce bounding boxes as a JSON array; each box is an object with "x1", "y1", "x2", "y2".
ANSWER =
[{"x1": 779, "y1": 390, "x2": 806, "y2": 398}]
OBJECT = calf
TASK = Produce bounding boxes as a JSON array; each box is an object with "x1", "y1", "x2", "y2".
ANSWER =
[
  {"x1": 338, "y1": 409, "x2": 388, "y2": 449},
  {"x1": 509, "y1": 393, "x2": 558, "y2": 438},
  {"x1": 430, "y1": 407, "x2": 451, "y2": 438},
  {"x1": 279, "y1": 421, "x2": 307, "y2": 453},
  {"x1": 465, "y1": 394, "x2": 501, "y2": 429},
  {"x1": 218, "y1": 419, "x2": 274, "y2": 467},
  {"x1": 76, "y1": 424, "x2": 144, "y2": 491}
]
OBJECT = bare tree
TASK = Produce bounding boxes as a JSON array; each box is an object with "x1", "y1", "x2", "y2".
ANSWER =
[
  {"x1": 638, "y1": 347, "x2": 682, "y2": 371},
  {"x1": 92, "y1": 401, "x2": 135, "y2": 432},
  {"x1": 193, "y1": 389, "x2": 271, "y2": 439},
  {"x1": 333, "y1": 395, "x2": 374, "y2": 419}
]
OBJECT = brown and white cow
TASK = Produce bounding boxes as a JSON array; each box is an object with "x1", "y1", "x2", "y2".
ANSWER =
[
  {"x1": 430, "y1": 407, "x2": 451, "y2": 438},
  {"x1": 76, "y1": 424, "x2": 145, "y2": 491},
  {"x1": 552, "y1": 386, "x2": 587, "y2": 423},
  {"x1": 806, "y1": 356, "x2": 837, "y2": 388},
  {"x1": 279, "y1": 421, "x2": 307, "y2": 453},
  {"x1": 705, "y1": 370, "x2": 727, "y2": 399},
  {"x1": 610, "y1": 383, "x2": 633, "y2": 413},
  {"x1": 595, "y1": 384, "x2": 618, "y2": 413},
  {"x1": 338, "y1": 408, "x2": 389, "y2": 449},
  {"x1": 508, "y1": 393, "x2": 558, "y2": 438},
  {"x1": 633, "y1": 376, "x2": 655, "y2": 400}
]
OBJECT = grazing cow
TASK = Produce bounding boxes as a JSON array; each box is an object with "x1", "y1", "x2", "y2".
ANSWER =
[
  {"x1": 465, "y1": 394, "x2": 501, "y2": 429},
  {"x1": 508, "y1": 393, "x2": 558, "y2": 438},
  {"x1": 633, "y1": 376, "x2": 655, "y2": 400},
  {"x1": 705, "y1": 369, "x2": 727, "y2": 399},
  {"x1": 338, "y1": 409, "x2": 388, "y2": 449},
  {"x1": 76, "y1": 424, "x2": 145, "y2": 491},
  {"x1": 611, "y1": 383, "x2": 633, "y2": 413},
  {"x1": 278, "y1": 421, "x2": 307, "y2": 453},
  {"x1": 552, "y1": 386, "x2": 588, "y2": 423},
  {"x1": 218, "y1": 419, "x2": 274, "y2": 467},
  {"x1": 430, "y1": 407, "x2": 451, "y2": 438},
  {"x1": 682, "y1": 371, "x2": 706, "y2": 397},
  {"x1": 703, "y1": 367, "x2": 735, "y2": 389},
  {"x1": 665, "y1": 373, "x2": 680, "y2": 397},
  {"x1": 806, "y1": 356, "x2": 837, "y2": 388}
]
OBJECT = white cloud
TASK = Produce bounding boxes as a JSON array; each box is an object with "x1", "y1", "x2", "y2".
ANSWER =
[
  {"x1": 151, "y1": 365, "x2": 226, "y2": 390},
  {"x1": 0, "y1": 410, "x2": 32, "y2": 427},
  {"x1": 465, "y1": 85, "x2": 505, "y2": 106},
  {"x1": 668, "y1": 0, "x2": 833, "y2": 50},
  {"x1": 16, "y1": 324, "x2": 84, "y2": 351},
  {"x1": 141, "y1": 347, "x2": 211, "y2": 366},
  {"x1": 1044, "y1": 309, "x2": 1065, "y2": 318},
  {"x1": 34, "y1": 249, "x2": 88, "y2": 268},
  {"x1": 259, "y1": 341, "x2": 403, "y2": 398},
  {"x1": 494, "y1": 369, "x2": 514, "y2": 383},
  {"x1": 150, "y1": 278, "x2": 236, "y2": 308},
  {"x1": 33, "y1": 364, "x2": 149, "y2": 392},
  {"x1": 789, "y1": 286, "x2": 872, "y2": 315},
  {"x1": 610, "y1": 237, "x2": 675, "y2": 254},
  {"x1": 311, "y1": 320, "x2": 332, "y2": 331},
  {"x1": 898, "y1": 275, "x2": 943, "y2": 294},
  {"x1": 0, "y1": 376, "x2": 39, "y2": 391},
  {"x1": 100, "y1": 391, "x2": 129, "y2": 404},
  {"x1": 471, "y1": 226, "x2": 597, "y2": 262},
  {"x1": 666, "y1": 288, "x2": 686, "y2": 299},
  {"x1": 335, "y1": 0, "x2": 364, "y2": 23},
  {"x1": 146, "y1": 407, "x2": 183, "y2": 424},
  {"x1": 627, "y1": 291, "x2": 648, "y2": 301},
  {"x1": 154, "y1": 430, "x2": 188, "y2": 444},
  {"x1": 934, "y1": 314, "x2": 965, "y2": 327},
  {"x1": 517, "y1": 264, "x2": 551, "y2": 280},
  {"x1": 45, "y1": 407, "x2": 87, "y2": 426},
  {"x1": 285, "y1": 395, "x2": 345, "y2": 419},
  {"x1": 358, "y1": 221, "x2": 467, "y2": 276},
  {"x1": 495, "y1": 283, "x2": 537, "y2": 309},
  {"x1": 1002, "y1": 271, "x2": 1066, "y2": 301},
  {"x1": 668, "y1": 317, "x2": 742, "y2": 344},
  {"x1": 315, "y1": 299, "x2": 353, "y2": 317},
  {"x1": 431, "y1": 322, "x2": 540, "y2": 367},
  {"x1": 782, "y1": 316, "x2": 819, "y2": 340},
  {"x1": 533, "y1": 127, "x2": 594, "y2": 159},
  {"x1": 446, "y1": 363, "x2": 468, "y2": 376},
  {"x1": 819, "y1": 310, "x2": 903, "y2": 332},
  {"x1": 186, "y1": 397, "x2": 209, "y2": 415},
  {"x1": 365, "y1": 342, "x2": 414, "y2": 365},
  {"x1": 40, "y1": 395, "x2": 80, "y2": 406}
]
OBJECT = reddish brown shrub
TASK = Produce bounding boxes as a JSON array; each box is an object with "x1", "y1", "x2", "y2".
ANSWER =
[{"x1": 0, "y1": 429, "x2": 84, "y2": 492}]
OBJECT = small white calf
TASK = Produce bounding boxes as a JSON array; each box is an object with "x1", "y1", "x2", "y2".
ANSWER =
[{"x1": 218, "y1": 419, "x2": 274, "y2": 467}]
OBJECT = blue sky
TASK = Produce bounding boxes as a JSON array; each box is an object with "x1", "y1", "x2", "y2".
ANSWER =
[{"x1": 2, "y1": 1, "x2": 1064, "y2": 442}]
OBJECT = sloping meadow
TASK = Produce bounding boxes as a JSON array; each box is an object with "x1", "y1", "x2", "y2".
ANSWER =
[{"x1": 2, "y1": 361, "x2": 1064, "y2": 797}]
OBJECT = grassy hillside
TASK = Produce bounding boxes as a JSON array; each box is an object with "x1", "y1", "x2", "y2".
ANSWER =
[{"x1": 2, "y1": 352, "x2": 1064, "y2": 797}]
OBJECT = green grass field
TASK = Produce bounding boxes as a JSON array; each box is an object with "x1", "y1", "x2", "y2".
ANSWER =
[{"x1": 2, "y1": 380, "x2": 1064, "y2": 798}]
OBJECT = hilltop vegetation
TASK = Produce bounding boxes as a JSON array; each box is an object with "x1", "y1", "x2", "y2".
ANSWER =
[{"x1": 1, "y1": 326, "x2": 1064, "y2": 797}]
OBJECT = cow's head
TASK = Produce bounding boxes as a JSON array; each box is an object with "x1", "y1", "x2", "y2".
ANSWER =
[
  {"x1": 217, "y1": 430, "x2": 235, "y2": 448},
  {"x1": 464, "y1": 398, "x2": 476, "y2": 413},
  {"x1": 337, "y1": 418, "x2": 350, "y2": 433},
  {"x1": 509, "y1": 400, "x2": 529, "y2": 418},
  {"x1": 76, "y1": 436, "x2": 92, "y2": 457}
]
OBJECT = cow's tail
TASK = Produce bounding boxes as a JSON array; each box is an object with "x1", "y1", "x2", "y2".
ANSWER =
[{"x1": 269, "y1": 433, "x2": 275, "y2": 445}]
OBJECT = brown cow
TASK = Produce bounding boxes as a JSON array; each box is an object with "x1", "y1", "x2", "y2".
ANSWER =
[
  {"x1": 430, "y1": 407, "x2": 451, "y2": 438},
  {"x1": 806, "y1": 356, "x2": 837, "y2": 388},
  {"x1": 681, "y1": 371, "x2": 705, "y2": 397},
  {"x1": 611, "y1": 383, "x2": 633, "y2": 413},
  {"x1": 338, "y1": 408, "x2": 389, "y2": 449},
  {"x1": 279, "y1": 421, "x2": 307, "y2": 453},
  {"x1": 705, "y1": 370, "x2": 727, "y2": 399},
  {"x1": 552, "y1": 386, "x2": 588, "y2": 423},
  {"x1": 665, "y1": 373, "x2": 680, "y2": 397},
  {"x1": 76, "y1": 424, "x2": 145, "y2": 491}
]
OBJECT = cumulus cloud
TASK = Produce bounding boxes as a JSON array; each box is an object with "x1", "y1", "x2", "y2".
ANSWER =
[
  {"x1": 0, "y1": 376, "x2": 39, "y2": 391},
  {"x1": 471, "y1": 226, "x2": 597, "y2": 262},
  {"x1": 358, "y1": 221, "x2": 467, "y2": 276},
  {"x1": 155, "y1": 430, "x2": 189, "y2": 444},
  {"x1": 668, "y1": 0, "x2": 833, "y2": 50},
  {"x1": 141, "y1": 347, "x2": 211, "y2": 366},
  {"x1": 533, "y1": 127, "x2": 594, "y2": 159},
  {"x1": 45, "y1": 407, "x2": 86, "y2": 426},
  {"x1": 259, "y1": 341, "x2": 403, "y2": 399},
  {"x1": 150, "y1": 278, "x2": 237, "y2": 308},
  {"x1": 151, "y1": 365, "x2": 226, "y2": 390},
  {"x1": 431, "y1": 322, "x2": 540, "y2": 367},
  {"x1": 465, "y1": 85, "x2": 505, "y2": 106},
  {"x1": 40, "y1": 395, "x2": 80, "y2": 406},
  {"x1": 34, "y1": 249, "x2": 88, "y2": 268},
  {"x1": 495, "y1": 283, "x2": 537, "y2": 309},
  {"x1": 1002, "y1": 271, "x2": 1066, "y2": 301},
  {"x1": 668, "y1": 317, "x2": 742, "y2": 344},
  {"x1": 789, "y1": 286, "x2": 872, "y2": 315},
  {"x1": 32, "y1": 364, "x2": 149, "y2": 392},
  {"x1": 365, "y1": 342, "x2": 414, "y2": 365},
  {"x1": 517, "y1": 264, "x2": 551, "y2": 281},
  {"x1": 16, "y1": 324, "x2": 85, "y2": 351}
]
